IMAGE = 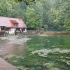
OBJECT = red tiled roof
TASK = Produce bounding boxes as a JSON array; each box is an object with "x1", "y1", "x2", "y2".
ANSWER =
[
  {"x1": 10, "y1": 20, "x2": 18, "y2": 24},
  {"x1": 0, "y1": 17, "x2": 27, "y2": 28}
]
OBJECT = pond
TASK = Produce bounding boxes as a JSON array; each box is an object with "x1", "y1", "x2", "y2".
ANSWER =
[{"x1": 0, "y1": 35, "x2": 70, "y2": 70}]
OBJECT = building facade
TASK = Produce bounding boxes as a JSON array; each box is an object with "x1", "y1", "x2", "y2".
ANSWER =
[{"x1": 0, "y1": 17, "x2": 27, "y2": 35}]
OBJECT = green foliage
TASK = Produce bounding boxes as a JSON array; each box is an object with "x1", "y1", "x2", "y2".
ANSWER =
[
  {"x1": 0, "y1": 0, "x2": 12, "y2": 17},
  {"x1": 0, "y1": 0, "x2": 70, "y2": 31},
  {"x1": 15, "y1": 0, "x2": 36, "y2": 5},
  {"x1": 25, "y1": 6, "x2": 43, "y2": 29}
]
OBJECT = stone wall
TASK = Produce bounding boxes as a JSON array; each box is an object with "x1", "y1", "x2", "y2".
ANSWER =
[
  {"x1": 22, "y1": 30, "x2": 39, "y2": 35},
  {"x1": 40, "y1": 31, "x2": 70, "y2": 35}
]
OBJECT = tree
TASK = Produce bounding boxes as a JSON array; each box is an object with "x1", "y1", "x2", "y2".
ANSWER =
[
  {"x1": 25, "y1": 7, "x2": 43, "y2": 29},
  {"x1": 0, "y1": 0, "x2": 70, "y2": 31},
  {"x1": 0, "y1": 0, "x2": 13, "y2": 17}
]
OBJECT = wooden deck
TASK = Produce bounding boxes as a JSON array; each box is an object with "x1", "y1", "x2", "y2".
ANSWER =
[
  {"x1": 0, "y1": 58, "x2": 18, "y2": 70},
  {"x1": 0, "y1": 30, "x2": 5, "y2": 35}
]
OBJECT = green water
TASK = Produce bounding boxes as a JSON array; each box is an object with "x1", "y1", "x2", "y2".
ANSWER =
[{"x1": 5, "y1": 35, "x2": 70, "y2": 70}]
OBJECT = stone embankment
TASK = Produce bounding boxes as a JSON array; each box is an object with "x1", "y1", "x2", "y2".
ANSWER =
[
  {"x1": 22, "y1": 30, "x2": 39, "y2": 35},
  {"x1": 39, "y1": 31, "x2": 70, "y2": 35},
  {"x1": 22, "y1": 31, "x2": 70, "y2": 35},
  {"x1": 0, "y1": 58, "x2": 18, "y2": 70}
]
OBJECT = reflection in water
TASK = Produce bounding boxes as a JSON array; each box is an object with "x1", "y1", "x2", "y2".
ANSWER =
[
  {"x1": 5, "y1": 44, "x2": 25, "y2": 56},
  {"x1": 59, "y1": 36, "x2": 65, "y2": 45},
  {"x1": 0, "y1": 36, "x2": 29, "y2": 57}
]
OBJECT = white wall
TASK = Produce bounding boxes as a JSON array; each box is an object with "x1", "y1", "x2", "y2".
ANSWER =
[
  {"x1": 9, "y1": 28, "x2": 16, "y2": 34},
  {"x1": 23, "y1": 28, "x2": 27, "y2": 32}
]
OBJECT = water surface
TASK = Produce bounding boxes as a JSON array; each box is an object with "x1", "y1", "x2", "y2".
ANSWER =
[
  {"x1": 0, "y1": 35, "x2": 70, "y2": 70},
  {"x1": 0, "y1": 35, "x2": 29, "y2": 57}
]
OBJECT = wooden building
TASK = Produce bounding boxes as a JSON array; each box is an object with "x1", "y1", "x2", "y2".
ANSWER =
[{"x1": 0, "y1": 17, "x2": 27, "y2": 35}]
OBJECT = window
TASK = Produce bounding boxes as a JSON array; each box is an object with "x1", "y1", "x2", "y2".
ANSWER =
[
  {"x1": 14, "y1": 23, "x2": 18, "y2": 27},
  {"x1": 10, "y1": 20, "x2": 18, "y2": 27}
]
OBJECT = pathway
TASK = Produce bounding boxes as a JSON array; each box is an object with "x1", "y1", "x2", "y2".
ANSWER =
[{"x1": 0, "y1": 58, "x2": 18, "y2": 70}]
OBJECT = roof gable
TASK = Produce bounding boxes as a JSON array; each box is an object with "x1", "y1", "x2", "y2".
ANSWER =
[{"x1": 0, "y1": 17, "x2": 27, "y2": 28}]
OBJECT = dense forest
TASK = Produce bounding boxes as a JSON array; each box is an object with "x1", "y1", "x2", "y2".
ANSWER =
[{"x1": 0, "y1": 0, "x2": 70, "y2": 31}]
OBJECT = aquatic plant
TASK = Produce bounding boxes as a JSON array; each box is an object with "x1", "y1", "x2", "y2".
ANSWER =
[{"x1": 5, "y1": 35, "x2": 70, "y2": 70}]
